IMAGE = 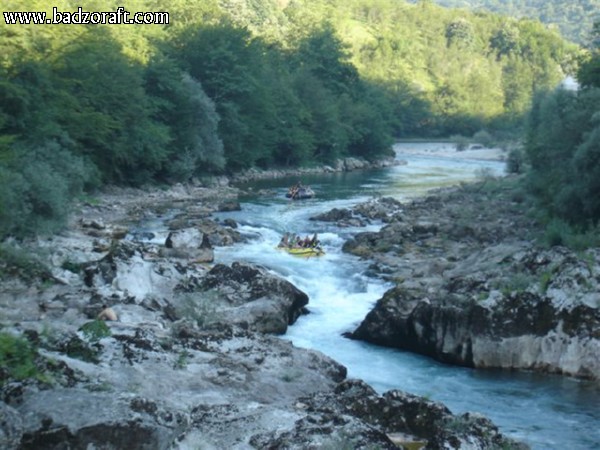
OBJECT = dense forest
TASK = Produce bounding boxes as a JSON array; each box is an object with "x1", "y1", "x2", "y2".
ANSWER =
[
  {"x1": 523, "y1": 21, "x2": 600, "y2": 241},
  {"x1": 431, "y1": 0, "x2": 599, "y2": 45},
  {"x1": 0, "y1": 0, "x2": 581, "y2": 237}
]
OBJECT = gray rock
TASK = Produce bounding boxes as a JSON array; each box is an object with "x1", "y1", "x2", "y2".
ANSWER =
[
  {"x1": 191, "y1": 262, "x2": 309, "y2": 334},
  {"x1": 352, "y1": 275, "x2": 600, "y2": 379},
  {"x1": 345, "y1": 188, "x2": 600, "y2": 380},
  {"x1": 0, "y1": 179, "x2": 529, "y2": 450},
  {"x1": 0, "y1": 402, "x2": 23, "y2": 450}
]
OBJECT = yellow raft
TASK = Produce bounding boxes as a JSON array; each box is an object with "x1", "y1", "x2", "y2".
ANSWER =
[{"x1": 277, "y1": 246, "x2": 325, "y2": 257}]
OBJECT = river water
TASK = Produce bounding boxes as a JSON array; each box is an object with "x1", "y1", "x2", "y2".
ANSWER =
[{"x1": 211, "y1": 143, "x2": 599, "y2": 450}]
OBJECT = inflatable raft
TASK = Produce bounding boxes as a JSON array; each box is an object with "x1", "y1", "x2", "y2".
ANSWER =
[{"x1": 277, "y1": 246, "x2": 325, "y2": 257}]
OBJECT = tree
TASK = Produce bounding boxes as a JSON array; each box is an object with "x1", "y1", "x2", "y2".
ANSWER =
[
  {"x1": 145, "y1": 58, "x2": 224, "y2": 180},
  {"x1": 55, "y1": 28, "x2": 170, "y2": 184},
  {"x1": 577, "y1": 21, "x2": 600, "y2": 88},
  {"x1": 294, "y1": 23, "x2": 359, "y2": 95},
  {"x1": 172, "y1": 22, "x2": 276, "y2": 170},
  {"x1": 525, "y1": 86, "x2": 600, "y2": 227},
  {"x1": 446, "y1": 18, "x2": 475, "y2": 49}
]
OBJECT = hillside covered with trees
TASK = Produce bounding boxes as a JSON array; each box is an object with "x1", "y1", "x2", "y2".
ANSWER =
[
  {"x1": 523, "y1": 22, "x2": 600, "y2": 241},
  {"x1": 0, "y1": 0, "x2": 579, "y2": 237},
  {"x1": 431, "y1": 0, "x2": 599, "y2": 45}
]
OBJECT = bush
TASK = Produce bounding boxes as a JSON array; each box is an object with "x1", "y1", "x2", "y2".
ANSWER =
[
  {"x1": 0, "y1": 167, "x2": 31, "y2": 237},
  {"x1": 0, "y1": 242, "x2": 53, "y2": 281},
  {"x1": 0, "y1": 332, "x2": 39, "y2": 385},
  {"x1": 451, "y1": 134, "x2": 470, "y2": 151},
  {"x1": 79, "y1": 320, "x2": 112, "y2": 343},
  {"x1": 524, "y1": 87, "x2": 600, "y2": 229},
  {"x1": 472, "y1": 130, "x2": 495, "y2": 147},
  {"x1": 543, "y1": 218, "x2": 572, "y2": 247},
  {"x1": 506, "y1": 148, "x2": 525, "y2": 174},
  {"x1": 0, "y1": 141, "x2": 96, "y2": 238}
]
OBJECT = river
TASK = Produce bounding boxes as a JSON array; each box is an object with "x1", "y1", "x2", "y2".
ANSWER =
[{"x1": 211, "y1": 143, "x2": 599, "y2": 450}]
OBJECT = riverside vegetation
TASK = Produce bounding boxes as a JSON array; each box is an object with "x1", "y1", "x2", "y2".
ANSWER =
[
  {"x1": 0, "y1": 181, "x2": 529, "y2": 449},
  {"x1": 1, "y1": 0, "x2": 600, "y2": 448},
  {"x1": 432, "y1": 0, "x2": 599, "y2": 45},
  {"x1": 334, "y1": 176, "x2": 599, "y2": 380},
  {"x1": 0, "y1": 0, "x2": 585, "y2": 239}
]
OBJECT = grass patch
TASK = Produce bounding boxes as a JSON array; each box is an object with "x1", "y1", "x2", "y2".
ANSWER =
[
  {"x1": 78, "y1": 194, "x2": 101, "y2": 206},
  {"x1": 542, "y1": 219, "x2": 600, "y2": 251},
  {"x1": 0, "y1": 242, "x2": 54, "y2": 282},
  {"x1": 79, "y1": 320, "x2": 111, "y2": 343},
  {"x1": 174, "y1": 349, "x2": 190, "y2": 370},
  {"x1": 494, "y1": 273, "x2": 534, "y2": 296},
  {"x1": 0, "y1": 332, "x2": 43, "y2": 385}
]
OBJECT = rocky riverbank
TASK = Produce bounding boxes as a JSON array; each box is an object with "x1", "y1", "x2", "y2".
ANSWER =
[
  {"x1": 325, "y1": 176, "x2": 600, "y2": 380},
  {"x1": 0, "y1": 174, "x2": 526, "y2": 449},
  {"x1": 230, "y1": 155, "x2": 402, "y2": 184}
]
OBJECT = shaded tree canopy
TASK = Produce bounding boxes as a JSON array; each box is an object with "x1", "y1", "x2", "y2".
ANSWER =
[{"x1": 0, "y1": 0, "x2": 580, "y2": 237}]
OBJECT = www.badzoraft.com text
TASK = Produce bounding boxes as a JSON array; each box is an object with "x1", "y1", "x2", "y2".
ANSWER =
[{"x1": 3, "y1": 7, "x2": 169, "y2": 25}]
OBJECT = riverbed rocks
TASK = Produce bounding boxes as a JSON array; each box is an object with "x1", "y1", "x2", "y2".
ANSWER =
[
  {"x1": 309, "y1": 207, "x2": 368, "y2": 227},
  {"x1": 230, "y1": 155, "x2": 402, "y2": 184},
  {"x1": 176, "y1": 261, "x2": 310, "y2": 334},
  {"x1": 343, "y1": 180, "x2": 600, "y2": 380},
  {"x1": 247, "y1": 379, "x2": 526, "y2": 450},
  {"x1": 5, "y1": 323, "x2": 349, "y2": 450},
  {"x1": 1, "y1": 179, "x2": 528, "y2": 449},
  {"x1": 310, "y1": 197, "x2": 404, "y2": 228}
]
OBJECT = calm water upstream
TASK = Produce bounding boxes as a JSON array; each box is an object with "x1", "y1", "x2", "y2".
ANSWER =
[{"x1": 211, "y1": 143, "x2": 599, "y2": 450}]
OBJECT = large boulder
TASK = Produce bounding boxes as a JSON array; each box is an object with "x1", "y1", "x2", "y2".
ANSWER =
[
  {"x1": 310, "y1": 208, "x2": 367, "y2": 228},
  {"x1": 164, "y1": 228, "x2": 214, "y2": 263},
  {"x1": 247, "y1": 379, "x2": 527, "y2": 450},
  {"x1": 0, "y1": 402, "x2": 22, "y2": 450},
  {"x1": 342, "y1": 183, "x2": 600, "y2": 381},
  {"x1": 4, "y1": 324, "x2": 348, "y2": 450},
  {"x1": 351, "y1": 281, "x2": 600, "y2": 379},
  {"x1": 82, "y1": 240, "x2": 207, "y2": 302},
  {"x1": 185, "y1": 262, "x2": 310, "y2": 334},
  {"x1": 17, "y1": 390, "x2": 185, "y2": 450}
]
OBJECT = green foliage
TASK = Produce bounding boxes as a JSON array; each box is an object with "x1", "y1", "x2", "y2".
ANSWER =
[
  {"x1": 446, "y1": 18, "x2": 476, "y2": 49},
  {"x1": 0, "y1": 141, "x2": 95, "y2": 237},
  {"x1": 497, "y1": 273, "x2": 534, "y2": 295},
  {"x1": 543, "y1": 218, "x2": 574, "y2": 247},
  {"x1": 0, "y1": 0, "x2": 578, "y2": 237},
  {"x1": 539, "y1": 270, "x2": 553, "y2": 294},
  {"x1": 542, "y1": 218, "x2": 600, "y2": 250},
  {"x1": 577, "y1": 51, "x2": 600, "y2": 88},
  {"x1": 433, "y1": 0, "x2": 599, "y2": 45},
  {"x1": 174, "y1": 349, "x2": 190, "y2": 370},
  {"x1": 63, "y1": 336, "x2": 101, "y2": 364},
  {"x1": 472, "y1": 130, "x2": 495, "y2": 147},
  {"x1": 55, "y1": 28, "x2": 171, "y2": 185},
  {"x1": 79, "y1": 320, "x2": 112, "y2": 343},
  {"x1": 451, "y1": 135, "x2": 470, "y2": 151},
  {"x1": 506, "y1": 148, "x2": 525, "y2": 174},
  {"x1": 0, "y1": 242, "x2": 53, "y2": 281},
  {"x1": 145, "y1": 59, "x2": 225, "y2": 180},
  {"x1": 0, "y1": 332, "x2": 39, "y2": 385},
  {"x1": 524, "y1": 86, "x2": 600, "y2": 230},
  {"x1": 61, "y1": 320, "x2": 112, "y2": 363}
]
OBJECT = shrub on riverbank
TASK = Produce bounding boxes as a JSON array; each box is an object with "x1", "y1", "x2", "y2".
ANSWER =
[
  {"x1": 0, "y1": 0, "x2": 577, "y2": 239},
  {"x1": 0, "y1": 332, "x2": 39, "y2": 385},
  {"x1": 524, "y1": 86, "x2": 600, "y2": 233}
]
